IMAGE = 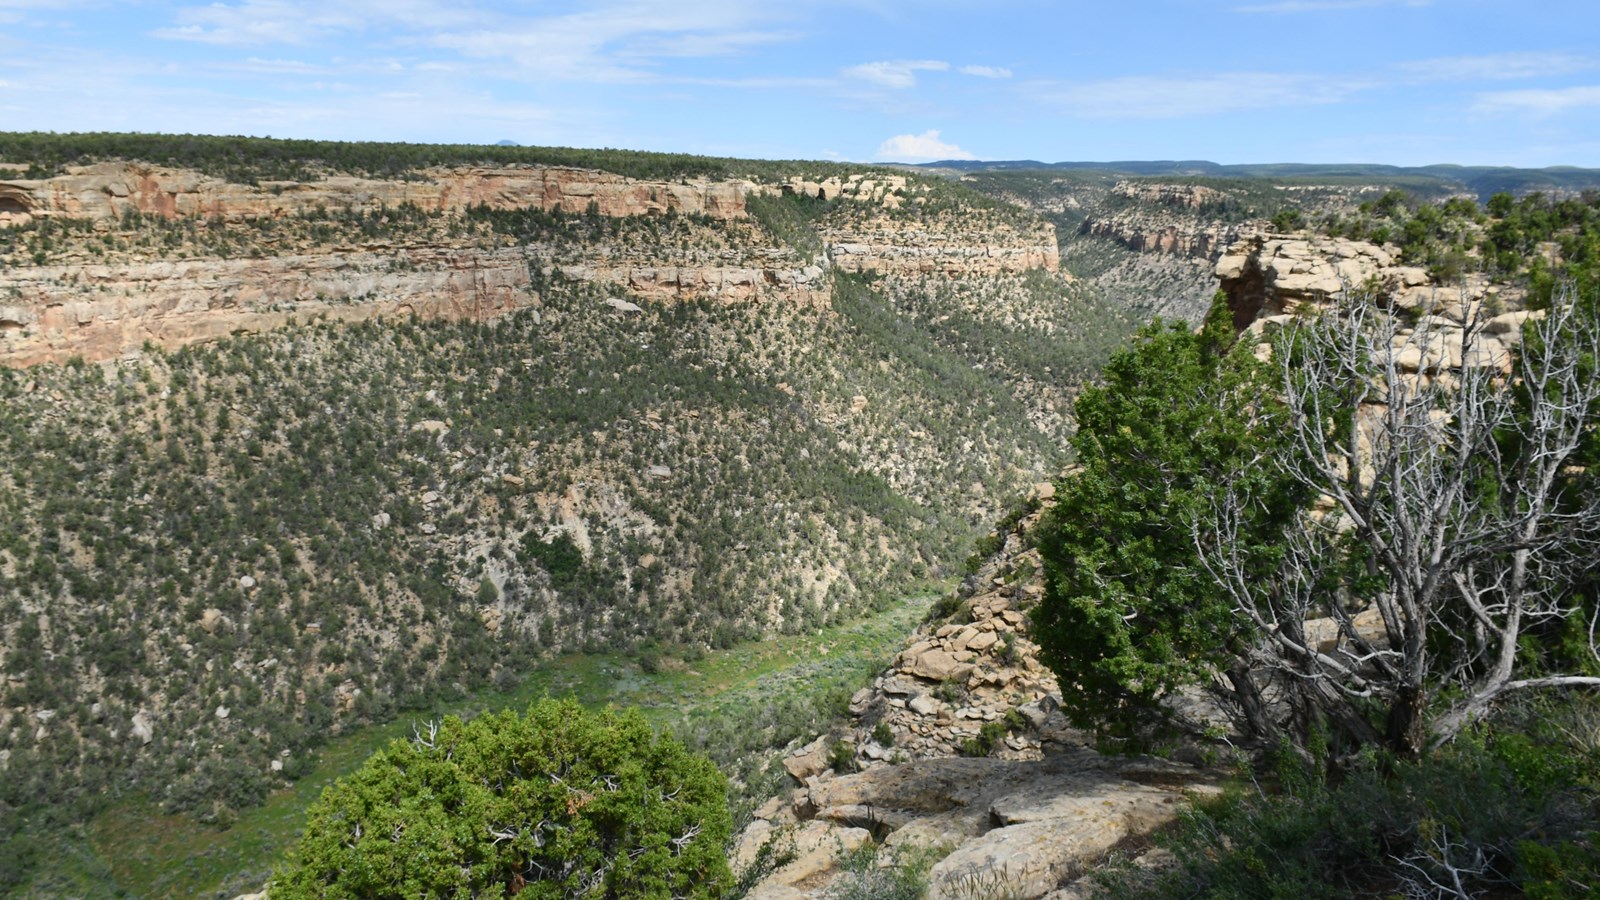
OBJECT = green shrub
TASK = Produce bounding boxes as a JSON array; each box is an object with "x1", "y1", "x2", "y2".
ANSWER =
[
  {"x1": 871, "y1": 722, "x2": 895, "y2": 747},
  {"x1": 827, "y1": 738, "x2": 857, "y2": 774},
  {"x1": 959, "y1": 720, "x2": 1010, "y2": 758},
  {"x1": 825, "y1": 842, "x2": 940, "y2": 900},
  {"x1": 1097, "y1": 732, "x2": 1600, "y2": 899},
  {"x1": 272, "y1": 699, "x2": 732, "y2": 899},
  {"x1": 522, "y1": 531, "x2": 585, "y2": 592}
]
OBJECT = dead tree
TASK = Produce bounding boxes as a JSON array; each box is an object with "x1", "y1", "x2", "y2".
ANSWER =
[{"x1": 1202, "y1": 287, "x2": 1600, "y2": 755}]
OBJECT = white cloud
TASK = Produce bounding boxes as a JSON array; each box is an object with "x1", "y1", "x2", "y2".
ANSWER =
[
  {"x1": 1397, "y1": 52, "x2": 1598, "y2": 83},
  {"x1": 618, "y1": 29, "x2": 798, "y2": 59},
  {"x1": 959, "y1": 64, "x2": 1011, "y2": 79},
  {"x1": 427, "y1": 0, "x2": 799, "y2": 83},
  {"x1": 153, "y1": 2, "x2": 368, "y2": 46},
  {"x1": 1472, "y1": 85, "x2": 1600, "y2": 118},
  {"x1": 226, "y1": 57, "x2": 334, "y2": 75},
  {"x1": 153, "y1": 0, "x2": 483, "y2": 44},
  {"x1": 843, "y1": 59, "x2": 948, "y2": 90},
  {"x1": 151, "y1": 0, "x2": 799, "y2": 86},
  {"x1": 875, "y1": 129, "x2": 974, "y2": 161},
  {"x1": 1032, "y1": 71, "x2": 1371, "y2": 119}
]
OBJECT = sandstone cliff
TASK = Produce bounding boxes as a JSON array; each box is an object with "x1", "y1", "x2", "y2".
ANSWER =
[
  {"x1": 1079, "y1": 180, "x2": 1388, "y2": 264},
  {"x1": 826, "y1": 217, "x2": 1060, "y2": 278},
  {"x1": 0, "y1": 163, "x2": 1057, "y2": 366},
  {"x1": 6, "y1": 161, "x2": 749, "y2": 223},
  {"x1": 1215, "y1": 233, "x2": 1528, "y2": 374}
]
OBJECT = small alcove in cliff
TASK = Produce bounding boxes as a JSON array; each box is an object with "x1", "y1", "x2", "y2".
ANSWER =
[
  {"x1": 0, "y1": 189, "x2": 31, "y2": 216},
  {"x1": 1218, "y1": 240, "x2": 1275, "y2": 332}
]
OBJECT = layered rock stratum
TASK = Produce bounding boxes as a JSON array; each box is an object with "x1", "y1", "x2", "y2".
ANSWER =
[{"x1": 0, "y1": 163, "x2": 1055, "y2": 366}]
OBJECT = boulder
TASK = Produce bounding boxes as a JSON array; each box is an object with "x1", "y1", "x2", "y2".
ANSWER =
[
  {"x1": 741, "y1": 821, "x2": 871, "y2": 900},
  {"x1": 902, "y1": 647, "x2": 974, "y2": 682},
  {"x1": 782, "y1": 736, "x2": 831, "y2": 784},
  {"x1": 199, "y1": 608, "x2": 225, "y2": 634}
]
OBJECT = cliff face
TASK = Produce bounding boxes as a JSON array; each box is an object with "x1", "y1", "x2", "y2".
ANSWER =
[
  {"x1": 0, "y1": 244, "x2": 832, "y2": 367},
  {"x1": 0, "y1": 164, "x2": 1053, "y2": 366},
  {"x1": 1078, "y1": 180, "x2": 1386, "y2": 264},
  {"x1": 8, "y1": 162, "x2": 749, "y2": 223},
  {"x1": 1216, "y1": 234, "x2": 1522, "y2": 336},
  {"x1": 825, "y1": 217, "x2": 1060, "y2": 277},
  {"x1": 1081, "y1": 217, "x2": 1247, "y2": 259},
  {"x1": 1078, "y1": 181, "x2": 1250, "y2": 262}
]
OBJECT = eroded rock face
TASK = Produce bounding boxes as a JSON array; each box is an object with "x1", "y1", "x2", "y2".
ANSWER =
[
  {"x1": 737, "y1": 499, "x2": 1223, "y2": 899},
  {"x1": 8, "y1": 162, "x2": 750, "y2": 223},
  {"x1": 1082, "y1": 217, "x2": 1249, "y2": 261},
  {"x1": 1216, "y1": 234, "x2": 1530, "y2": 374},
  {"x1": 825, "y1": 219, "x2": 1060, "y2": 277},
  {"x1": 738, "y1": 754, "x2": 1219, "y2": 900},
  {"x1": 0, "y1": 164, "x2": 1059, "y2": 366}
]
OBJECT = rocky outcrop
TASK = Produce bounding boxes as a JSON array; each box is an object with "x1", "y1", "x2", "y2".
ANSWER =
[
  {"x1": 767, "y1": 173, "x2": 911, "y2": 209},
  {"x1": 738, "y1": 753, "x2": 1219, "y2": 900},
  {"x1": 1110, "y1": 181, "x2": 1227, "y2": 211},
  {"x1": 1082, "y1": 217, "x2": 1248, "y2": 260},
  {"x1": 7, "y1": 162, "x2": 749, "y2": 223},
  {"x1": 736, "y1": 492, "x2": 1224, "y2": 899},
  {"x1": 825, "y1": 220, "x2": 1059, "y2": 277},
  {"x1": 1078, "y1": 181, "x2": 1253, "y2": 261},
  {"x1": 1216, "y1": 234, "x2": 1529, "y2": 373},
  {"x1": 0, "y1": 163, "x2": 1059, "y2": 366},
  {"x1": 0, "y1": 244, "x2": 831, "y2": 366}
]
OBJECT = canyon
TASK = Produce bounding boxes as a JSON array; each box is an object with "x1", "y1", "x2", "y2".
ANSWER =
[{"x1": 4, "y1": 136, "x2": 1575, "y2": 899}]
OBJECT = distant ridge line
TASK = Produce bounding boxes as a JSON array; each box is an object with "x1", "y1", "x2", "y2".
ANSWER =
[{"x1": 907, "y1": 159, "x2": 1600, "y2": 201}]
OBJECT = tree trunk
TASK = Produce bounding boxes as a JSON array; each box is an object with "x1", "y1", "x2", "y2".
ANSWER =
[
  {"x1": 1386, "y1": 684, "x2": 1426, "y2": 757},
  {"x1": 1225, "y1": 663, "x2": 1277, "y2": 744}
]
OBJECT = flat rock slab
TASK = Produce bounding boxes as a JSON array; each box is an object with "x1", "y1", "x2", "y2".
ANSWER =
[{"x1": 746, "y1": 752, "x2": 1221, "y2": 900}]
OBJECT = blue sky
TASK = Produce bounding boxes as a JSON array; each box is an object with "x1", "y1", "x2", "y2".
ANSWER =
[{"x1": 2, "y1": 1, "x2": 1598, "y2": 167}]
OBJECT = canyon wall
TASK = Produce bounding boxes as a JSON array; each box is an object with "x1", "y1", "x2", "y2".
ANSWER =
[
  {"x1": 1080, "y1": 216, "x2": 1247, "y2": 259},
  {"x1": 0, "y1": 164, "x2": 1056, "y2": 366},
  {"x1": 5, "y1": 162, "x2": 749, "y2": 223},
  {"x1": 0, "y1": 245, "x2": 839, "y2": 367},
  {"x1": 826, "y1": 219, "x2": 1060, "y2": 277}
]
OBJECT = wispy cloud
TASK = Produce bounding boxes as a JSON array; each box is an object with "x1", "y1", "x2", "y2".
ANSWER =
[
  {"x1": 844, "y1": 59, "x2": 940, "y2": 88},
  {"x1": 0, "y1": 0, "x2": 93, "y2": 9},
  {"x1": 959, "y1": 64, "x2": 1011, "y2": 79},
  {"x1": 222, "y1": 57, "x2": 336, "y2": 75},
  {"x1": 1234, "y1": 0, "x2": 1430, "y2": 13},
  {"x1": 154, "y1": 2, "x2": 370, "y2": 46},
  {"x1": 843, "y1": 59, "x2": 949, "y2": 89},
  {"x1": 153, "y1": 0, "x2": 802, "y2": 85},
  {"x1": 876, "y1": 129, "x2": 973, "y2": 161},
  {"x1": 425, "y1": 1, "x2": 798, "y2": 82},
  {"x1": 1472, "y1": 85, "x2": 1600, "y2": 118},
  {"x1": 1032, "y1": 71, "x2": 1371, "y2": 119},
  {"x1": 153, "y1": 0, "x2": 482, "y2": 44},
  {"x1": 1397, "y1": 52, "x2": 1598, "y2": 83}
]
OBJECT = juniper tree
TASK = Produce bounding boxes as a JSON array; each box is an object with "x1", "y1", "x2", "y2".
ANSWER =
[{"x1": 273, "y1": 699, "x2": 732, "y2": 899}]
